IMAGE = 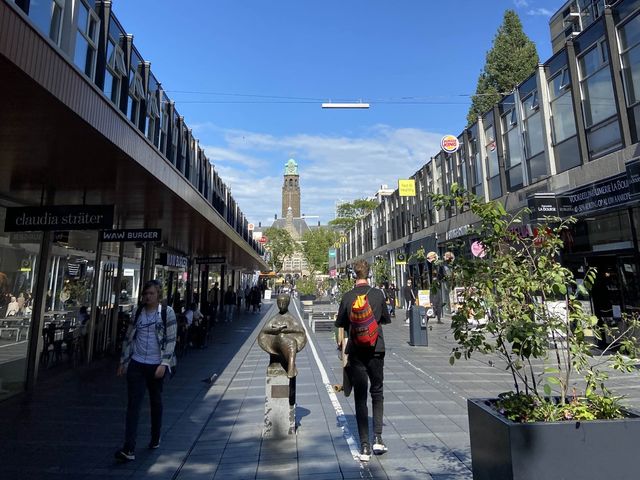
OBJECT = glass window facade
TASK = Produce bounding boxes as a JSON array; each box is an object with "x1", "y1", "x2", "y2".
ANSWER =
[
  {"x1": 501, "y1": 96, "x2": 523, "y2": 191},
  {"x1": 578, "y1": 39, "x2": 622, "y2": 157},
  {"x1": 72, "y1": 1, "x2": 99, "y2": 80},
  {"x1": 619, "y1": 11, "x2": 640, "y2": 142},
  {"x1": 468, "y1": 125, "x2": 484, "y2": 200},
  {"x1": 0, "y1": 207, "x2": 42, "y2": 400},
  {"x1": 29, "y1": 0, "x2": 65, "y2": 45},
  {"x1": 547, "y1": 52, "x2": 581, "y2": 173},
  {"x1": 483, "y1": 113, "x2": 502, "y2": 200}
]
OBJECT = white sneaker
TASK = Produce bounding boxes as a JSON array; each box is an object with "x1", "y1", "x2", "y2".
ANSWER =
[{"x1": 373, "y1": 435, "x2": 388, "y2": 455}]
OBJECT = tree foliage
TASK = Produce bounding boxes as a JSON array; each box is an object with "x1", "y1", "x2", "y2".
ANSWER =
[
  {"x1": 371, "y1": 256, "x2": 391, "y2": 285},
  {"x1": 329, "y1": 198, "x2": 378, "y2": 230},
  {"x1": 263, "y1": 227, "x2": 296, "y2": 273},
  {"x1": 467, "y1": 10, "x2": 539, "y2": 125},
  {"x1": 301, "y1": 227, "x2": 339, "y2": 274}
]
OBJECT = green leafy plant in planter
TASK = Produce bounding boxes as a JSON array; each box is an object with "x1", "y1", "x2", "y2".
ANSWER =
[
  {"x1": 432, "y1": 184, "x2": 640, "y2": 421},
  {"x1": 296, "y1": 276, "x2": 318, "y2": 298}
]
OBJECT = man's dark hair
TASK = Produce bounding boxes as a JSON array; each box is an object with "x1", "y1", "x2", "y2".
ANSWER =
[
  {"x1": 353, "y1": 260, "x2": 370, "y2": 280},
  {"x1": 142, "y1": 279, "x2": 162, "y2": 297}
]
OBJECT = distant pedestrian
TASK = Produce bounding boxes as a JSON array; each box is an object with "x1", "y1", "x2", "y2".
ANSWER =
[
  {"x1": 250, "y1": 286, "x2": 261, "y2": 313},
  {"x1": 335, "y1": 259, "x2": 391, "y2": 462},
  {"x1": 208, "y1": 282, "x2": 219, "y2": 322},
  {"x1": 244, "y1": 285, "x2": 251, "y2": 311},
  {"x1": 402, "y1": 279, "x2": 416, "y2": 324},
  {"x1": 115, "y1": 279, "x2": 177, "y2": 462},
  {"x1": 386, "y1": 283, "x2": 397, "y2": 318},
  {"x1": 223, "y1": 286, "x2": 235, "y2": 321},
  {"x1": 430, "y1": 289, "x2": 443, "y2": 323}
]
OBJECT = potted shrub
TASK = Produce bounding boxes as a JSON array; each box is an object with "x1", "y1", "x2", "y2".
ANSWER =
[
  {"x1": 296, "y1": 276, "x2": 317, "y2": 302},
  {"x1": 432, "y1": 185, "x2": 640, "y2": 480}
]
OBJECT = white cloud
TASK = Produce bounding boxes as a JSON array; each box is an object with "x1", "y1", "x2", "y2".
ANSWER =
[
  {"x1": 199, "y1": 125, "x2": 443, "y2": 227},
  {"x1": 527, "y1": 7, "x2": 553, "y2": 16},
  {"x1": 514, "y1": 0, "x2": 529, "y2": 7}
]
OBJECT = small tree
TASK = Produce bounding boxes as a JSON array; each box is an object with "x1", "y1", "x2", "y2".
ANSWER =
[
  {"x1": 433, "y1": 184, "x2": 639, "y2": 421},
  {"x1": 263, "y1": 227, "x2": 296, "y2": 273},
  {"x1": 371, "y1": 256, "x2": 391, "y2": 285},
  {"x1": 301, "y1": 227, "x2": 339, "y2": 274},
  {"x1": 467, "y1": 10, "x2": 539, "y2": 125}
]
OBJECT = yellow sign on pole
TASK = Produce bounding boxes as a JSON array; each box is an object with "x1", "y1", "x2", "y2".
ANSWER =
[{"x1": 398, "y1": 179, "x2": 416, "y2": 197}]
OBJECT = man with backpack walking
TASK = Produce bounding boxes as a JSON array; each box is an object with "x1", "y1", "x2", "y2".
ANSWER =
[
  {"x1": 335, "y1": 259, "x2": 391, "y2": 462},
  {"x1": 115, "y1": 279, "x2": 177, "y2": 462}
]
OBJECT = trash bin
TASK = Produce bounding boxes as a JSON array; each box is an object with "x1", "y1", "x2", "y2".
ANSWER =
[{"x1": 409, "y1": 306, "x2": 428, "y2": 346}]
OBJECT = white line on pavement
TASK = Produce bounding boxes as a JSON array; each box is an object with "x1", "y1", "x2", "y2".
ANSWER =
[
  {"x1": 0, "y1": 340, "x2": 27, "y2": 349},
  {"x1": 291, "y1": 300, "x2": 362, "y2": 462}
]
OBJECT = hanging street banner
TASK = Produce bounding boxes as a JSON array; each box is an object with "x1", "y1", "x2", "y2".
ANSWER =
[
  {"x1": 398, "y1": 179, "x2": 416, "y2": 197},
  {"x1": 4, "y1": 205, "x2": 114, "y2": 232},
  {"x1": 99, "y1": 228, "x2": 161, "y2": 242},
  {"x1": 440, "y1": 135, "x2": 460, "y2": 154}
]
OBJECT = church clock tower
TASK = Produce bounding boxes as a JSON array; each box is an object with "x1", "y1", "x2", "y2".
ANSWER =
[{"x1": 282, "y1": 159, "x2": 301, "y2": 218}]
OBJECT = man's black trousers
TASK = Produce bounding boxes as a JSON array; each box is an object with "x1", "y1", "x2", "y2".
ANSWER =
[
  {"x1": 348, "y1": 351, "x2": 384, "y2": 445},
  {"x1": 124, "y1": 359, "x2": 164, "y2": 451}
]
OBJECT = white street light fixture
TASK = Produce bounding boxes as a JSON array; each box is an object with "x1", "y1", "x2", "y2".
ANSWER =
[{"x1": 321, "y1": 102, "x2": 370, "y2": 109}]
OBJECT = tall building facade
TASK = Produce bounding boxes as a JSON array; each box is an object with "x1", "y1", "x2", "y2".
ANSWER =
[
  {"x1": 338, "y1": 0, "x2": 640, "y2": 329},
  {"x1": 282, "y1": 159, "x2": 301, "y2": 218}
]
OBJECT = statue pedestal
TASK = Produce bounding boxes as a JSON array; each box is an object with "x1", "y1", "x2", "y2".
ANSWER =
[{"x1": 263, "y1": 364, "x2": 296, "y2": 438}]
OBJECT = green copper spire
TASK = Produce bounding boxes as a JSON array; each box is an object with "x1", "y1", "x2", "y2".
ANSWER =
[{"x1": 284, "y1": 158, "x2": 298, "y2": 176}]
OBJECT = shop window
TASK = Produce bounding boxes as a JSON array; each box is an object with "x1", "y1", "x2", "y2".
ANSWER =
[
  {"x1": 103, "y1": 38, "x2": 126, "y2": 106},
  {"x1": 29, "y1": 0, "x2": 65, "y2": 46},
  {"x1": 73, "y1": 1, "x2": 99, "y2": 81}
]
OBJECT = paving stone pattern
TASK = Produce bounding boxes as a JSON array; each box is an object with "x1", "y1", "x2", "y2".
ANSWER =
[{"x1": 1, "y1": 300, "x2": 639, "y2": 480}]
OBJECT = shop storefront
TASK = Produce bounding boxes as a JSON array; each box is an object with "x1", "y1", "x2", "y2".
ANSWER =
[{"x1": 155, "y1": 251, "x2": 190, "y2": 312}]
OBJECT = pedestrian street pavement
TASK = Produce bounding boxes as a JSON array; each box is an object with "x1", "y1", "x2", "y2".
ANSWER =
[{"x1": 1, "y1": 298, "x2": 640, "y2": 480}]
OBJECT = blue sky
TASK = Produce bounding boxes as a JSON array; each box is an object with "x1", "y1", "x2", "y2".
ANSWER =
[{"x1": 113, "y1": 0, "x2": 560, "y2": 226}]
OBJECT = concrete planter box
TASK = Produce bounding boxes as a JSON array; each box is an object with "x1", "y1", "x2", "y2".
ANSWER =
[
  {"x1": 299, "y1": 295, "x2": 316, "y2": 302},
  {"x1": 468, "y1": 398, "x2": 640, "y2": 480}
]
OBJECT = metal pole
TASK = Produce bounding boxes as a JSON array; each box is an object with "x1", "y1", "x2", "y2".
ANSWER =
[
  {"x1": 25, "y1": 231, "x2": 53, "y2": 393},
  {"x1": 109, "y1": 242, "x2": 124, "y2": 354},
  {"x1": 85, "y1": 239, "x2": 103, "y2": 363}
]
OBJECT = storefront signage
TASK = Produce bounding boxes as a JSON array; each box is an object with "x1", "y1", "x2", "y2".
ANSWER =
[
  {"x1": 158, "y1": 253, "x2": 188, "y2": 269},
  {"x1": 527, "y1": 193, "x2": 559, "y2": 220},
  {"x1": 626, "y1": 159, "x2": 640, "y2": 199},
  {"x1": 445, "y1": 224, "x2": 470, "y2": 241},
  {"x1": 440, "y1": 135, "x2": 460, "y2": 154},
  {"x1": 4, "y1": 205, "x2": 114, "y2": 232},
  {"x1": 194, "y1": 256, "x2": 226, "y2": 265},
  {"x1": 398, "y1": 179, "x2": 416, "y2": 197},
  {"x1": 9, "y1": 231, "x2": 42, "y2": 244},
  {"x1": 558, "y1": 173, "x2": 632, "y2": 216},
  {"x1": 99, "y1": 228, "x2": 161, "y2": 242},
  {"x1": 328, "y1": 248, "x2": 336, "y2": 258}
]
